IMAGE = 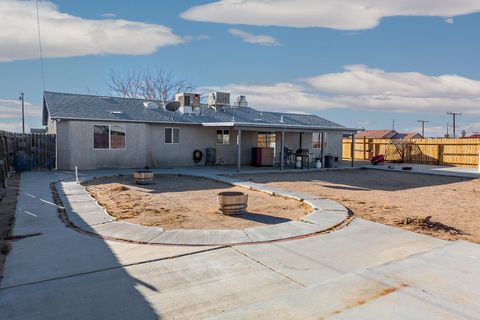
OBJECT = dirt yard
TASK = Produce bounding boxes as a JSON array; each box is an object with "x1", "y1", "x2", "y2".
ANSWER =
[
  {"x1": 0, "y1": 174, "x2": 19, "y2": 284},
  {"x1": 84, "y1": 174, "x2": 310, "y2": 230},
  {"x1": 235, "y1": 169, "x2": 480, "y2": 243}
]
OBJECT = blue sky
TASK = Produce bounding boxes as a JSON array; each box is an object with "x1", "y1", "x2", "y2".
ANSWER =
[{"x1": 1, "y1": 0, "x2": 479, "y2": 136}]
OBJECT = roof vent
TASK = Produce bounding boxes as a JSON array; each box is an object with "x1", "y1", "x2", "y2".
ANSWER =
[
  {"x1": 143, "y1": 101, "x2": 159, "y2": 109},
  {"x1": 280, "y1": 115, "x2": 284, "y2": 123}
]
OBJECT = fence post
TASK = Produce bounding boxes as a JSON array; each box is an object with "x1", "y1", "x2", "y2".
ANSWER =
[
  {"x1": 362, "y1": 137, "x2": 366, "y2": 160},
  {"x1": 478, "y1": 150, "x2": 480, "y2": 172},
  {"x1": 437, "y1": 144, "x2": 443, "y2": 165}
]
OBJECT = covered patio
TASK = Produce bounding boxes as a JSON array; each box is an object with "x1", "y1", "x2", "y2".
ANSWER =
[{"x1": 227, "y1": 125, "x2": 357, "y2": 172}]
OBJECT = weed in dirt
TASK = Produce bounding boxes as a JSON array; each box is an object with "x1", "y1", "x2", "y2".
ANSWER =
[
  {"x1": 109, "y1": 184, "x2": 129, "y2": 192},
  {"x1": 396, "y1": 216, "x2": 464, "y2": 235}
]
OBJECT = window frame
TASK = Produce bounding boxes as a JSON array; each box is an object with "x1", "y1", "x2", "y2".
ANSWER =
[
  {"x1": 93, "y1": 124, "x2": 126, "y2": 150},
  {"x1": 165, "y1": 127, "x2": 180, "y2": 144},
  {"x1": 312, "y1": 132, "x2": 327, "y2": 149},
  {"x1": 257, "y1": 132, "x2": 276, "y2": 148},
  {"x1": 216, "y1": 129, "x2": 230, "y2": 145}
]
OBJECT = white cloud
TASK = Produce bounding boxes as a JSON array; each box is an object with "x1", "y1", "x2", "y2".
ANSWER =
[
  {"x1": 0, "y1": 99, "x2": 42, "y2": 119},
  {"x1": 101, "y1": 13, "x2": 116, "y2": 18},
  {"x1": 303, "y1": 65, "x2": 480, "y2": 98},
  {"x1": 207, "y1": 65, "x2": 480, "y2": 114},
  {"x1": 182, "y1": 0, "x2": 480, "y2": 30},
  {"x1": 445, "y1": 17, "x2": 454, "y2": 24},
  {"x1": 0, "y1": 98, "x2": 41, "y2": 132},
  {"x1": 0, "y1": 0, "x2": 184, "y2": 62},
  {"x1": 0, "y1": 121, "x2": 30, "y2": 133},
  {"x1": 203, "y1": 82, "x2": 340, "y2": 113},
  {"x1": 228, "y1": 28, "x2": 279, "y2": 46}
]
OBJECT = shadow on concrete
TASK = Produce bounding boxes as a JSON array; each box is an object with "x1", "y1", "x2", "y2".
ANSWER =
[
  {"x1": 233, "y1": 212, "x2": 291, "y2": 225},
  {"x1": 0, "y1": 174, "x2": 161, "y2": 319},
  {"x1": 234, "y1": 168, "x2": 474, "y2": 192}
]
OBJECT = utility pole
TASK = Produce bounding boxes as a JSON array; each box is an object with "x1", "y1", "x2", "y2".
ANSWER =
[
  {"x1": 392, "y1": 119, "x2": 395, "y2": 131},
  {"x1": 446, "y1": 123, "x2": 449, "y2": 138},
  {"x1": 417, "y1": 120, "x2": 429, "y2": 137},
  {"x1": 446, "y1": 112, "x2": 462, "y2": 138},
  {"x1": 19, "y1": 92, "x2": 25, "y2": 133}
]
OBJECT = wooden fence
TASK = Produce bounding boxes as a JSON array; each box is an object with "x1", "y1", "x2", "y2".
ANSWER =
[
  {"x1": 342, "y1": 138, "x2": 480, "y2": 167},
  {"x1": 0, "y1": 130, "x2": 55, "y2": 177}
]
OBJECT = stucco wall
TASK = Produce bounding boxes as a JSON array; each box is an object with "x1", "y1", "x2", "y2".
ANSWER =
[
  {"x1": 55, "y1": 120, "x2": 345, "y2": 170},
  {"x1": 56, "y1": 121, "x2": 240, "y2": 170},
  {"x1": 56, "y1": 120, "x2": 148, "y2": 170},
  {"x1": 146, "y1": 124, "x2": 237, "y2": 167}
]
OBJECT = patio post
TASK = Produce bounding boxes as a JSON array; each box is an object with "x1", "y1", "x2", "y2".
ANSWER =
[
  {"x1": 237, "y1": 128, "x2": 242, "y2": 172},
  {"x1": 280, "y1": 130, "x2": 285, "y2": 170},
  {"x1": 351, "y1": 133, "x2": 355, "y2": 168}
]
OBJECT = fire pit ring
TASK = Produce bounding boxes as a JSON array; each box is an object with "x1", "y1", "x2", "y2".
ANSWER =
[
  {"x1": 133, "y1": 170, "x2": 154, "y2": 185},
  {"x1": 217, "y1": 191, "x2": 248, "y2": 215}
]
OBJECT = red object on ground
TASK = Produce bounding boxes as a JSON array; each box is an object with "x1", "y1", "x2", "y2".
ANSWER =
[{"x1": 371, "y1": 155, "x2": 385, "y2": 165}]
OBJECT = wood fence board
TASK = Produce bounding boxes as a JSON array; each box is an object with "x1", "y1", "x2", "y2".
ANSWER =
[{"x1": 343, "y1": 138, "x2": 480, "y2": 167}]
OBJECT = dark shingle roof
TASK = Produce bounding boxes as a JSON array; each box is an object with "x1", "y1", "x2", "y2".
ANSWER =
[{"x1": 43, "y1": 91, "x2": 349, "y2": 130}]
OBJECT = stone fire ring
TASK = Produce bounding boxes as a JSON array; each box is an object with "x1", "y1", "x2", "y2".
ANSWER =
[{"x1": 55, "y1": 173, "x2": 351, "y2": 246}]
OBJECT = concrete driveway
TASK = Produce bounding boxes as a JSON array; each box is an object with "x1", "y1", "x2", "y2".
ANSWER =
[{"x1": 1, "y1": 171, "x2": 479, "y2": 319}]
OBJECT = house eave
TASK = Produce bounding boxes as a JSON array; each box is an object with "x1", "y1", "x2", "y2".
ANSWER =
[{"x1": 201, "y1": 122, "x2": 357, "y2": 132}]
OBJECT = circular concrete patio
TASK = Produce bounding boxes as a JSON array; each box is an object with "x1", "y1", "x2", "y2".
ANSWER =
[{"x1": 53, "y1": 171, "x2": 351, "y2": 245}]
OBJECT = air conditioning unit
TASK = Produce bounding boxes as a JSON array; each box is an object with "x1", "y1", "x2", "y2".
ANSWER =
[
  {"x1": 208, "y1": 92, "x2": 230, "y2": 110},
  {"x1": 175, "y1": 93, "x2": 201, "y2": 109},
  {"x1": 234, "y1": 95, "x2": 248, "y2": 107}
]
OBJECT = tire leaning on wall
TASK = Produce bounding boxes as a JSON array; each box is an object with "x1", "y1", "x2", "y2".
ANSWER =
[{"x1": 193, "y1": 149, "x2": 203, "y2": 164}]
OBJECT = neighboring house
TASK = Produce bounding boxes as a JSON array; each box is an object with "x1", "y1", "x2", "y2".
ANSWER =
[
  {"x1": 392, "y1": 132, "x2": 423, "y2": 139},
  {"x1": 30, "y1": 128, "x2": 47, "y2": 134},
  {"x1": 356, "y1": 130, "x2": 423, "y2": 140},
  {"x1": 43, "y1": 91, "x2": 355, "y2": 170},
  {"x1": 463, "y1": 134, "x2": 480, "y2": 139}
]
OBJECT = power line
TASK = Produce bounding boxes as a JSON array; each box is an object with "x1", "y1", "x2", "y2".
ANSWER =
[
  {"x1": 19, "y1": 92, "x2": 25, "y2": 133},
  {"x1": 35, "y1": 0, "x2": 46, "y2": 92},
  {"x1": 446, "y1": 112, "x2": 462, "y2": 138},
  {"x1": 417, "y1": 120, "x2": 429, "y2": 137}
]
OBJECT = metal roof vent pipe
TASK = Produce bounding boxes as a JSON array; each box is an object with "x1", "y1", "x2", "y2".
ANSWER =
[{"x1": 280, "y1": 115, "x2": 284, "y2": 123}]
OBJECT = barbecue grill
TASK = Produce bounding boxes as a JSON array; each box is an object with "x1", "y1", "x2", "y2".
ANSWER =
[{"x1": 295, "y1": 148, "x2": 311, "y2": 169}]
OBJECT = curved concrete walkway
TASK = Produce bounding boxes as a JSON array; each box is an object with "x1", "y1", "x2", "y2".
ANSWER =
[
  {"x1": 54, "y1": 169, "x2": 351, "y2": 245},
  {"x1": 3, "y1": 170, "x2": 480, "y2": 319}
]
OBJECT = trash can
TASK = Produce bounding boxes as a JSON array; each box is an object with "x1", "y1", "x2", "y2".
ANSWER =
[
  {"x1": 205, "y1": 148, "x2": 216, "y2": 165},
  {"x1": 324, "y1": 155, "x2": 333, "y2": 168}
]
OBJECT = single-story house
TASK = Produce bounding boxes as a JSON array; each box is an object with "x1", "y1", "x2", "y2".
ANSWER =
[
  {"x1": 43, "y1": 91, "x2": 356, "y2": 170},
  {"x1": 356, "y1": 130, "x2": 423, "y2": 140}
]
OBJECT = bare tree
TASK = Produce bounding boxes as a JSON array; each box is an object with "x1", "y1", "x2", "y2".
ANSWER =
[{"x1": 107, "y1": 69, "x2": 194, "y2": 102}]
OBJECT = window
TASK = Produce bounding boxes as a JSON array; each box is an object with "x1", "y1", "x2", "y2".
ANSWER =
[
  {"x1": 165, "y1": 128, "x2": 180, "y2": 144},
  {"x1": 257, "y1": 132, "x2": 276, "y2": 148},
  {"x1": 94, "y1": 124, "x2": 125, "y2": 150},
  {"x1": 216, "y1": 129, "x2": 230, "y2": 144},
  {"x1": 94, "y1": 125, "x2": 109, "y2": 149},
  {"x1": 110, "y1": 125, "x2": 126, "y2": 149},
  {"x1": 312, "y1": 132, "x2": 327, "y2": 149}
]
